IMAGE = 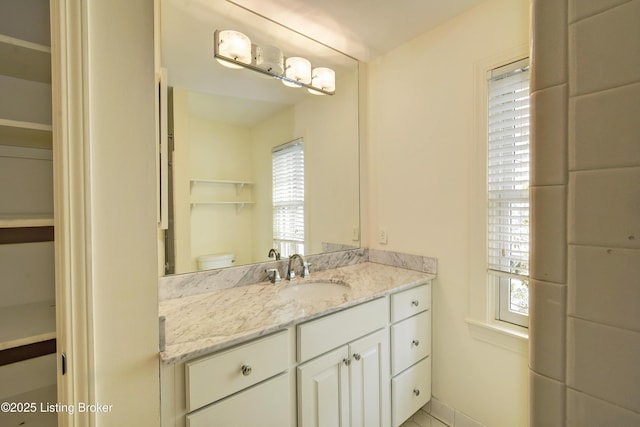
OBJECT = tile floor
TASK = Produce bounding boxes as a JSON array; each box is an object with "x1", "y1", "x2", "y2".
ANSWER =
[{"x1": 400, "y1": 408, "x2": 449, "y2": 427}]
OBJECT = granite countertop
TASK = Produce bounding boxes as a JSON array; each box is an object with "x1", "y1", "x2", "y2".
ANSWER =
[{"x1": 159, "y1": 262, "x2": 435, "y2": 365}]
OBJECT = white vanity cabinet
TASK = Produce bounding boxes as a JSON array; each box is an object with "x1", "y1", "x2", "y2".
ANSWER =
[
  {"x1": 389, "y1": 284, "x2": 432, "y2": 427},
  {"x1": 161, "y1": 279, "x2": 435, "y2": 427},
  {"x1": 297, "y1": 298, "x2": 390, "y2": 427}
]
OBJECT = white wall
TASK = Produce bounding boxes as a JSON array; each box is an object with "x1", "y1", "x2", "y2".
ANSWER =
[
  {"x1": 366, "y1": 0, "x2": 530, "y2": 426},
  {"x1": 84, "y1": 0, "x2": 160, "y2": 424}
]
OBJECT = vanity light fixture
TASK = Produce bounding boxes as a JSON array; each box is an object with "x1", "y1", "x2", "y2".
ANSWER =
[
  {"x1": 308, "y1": 67, "x2": 336, "y2": 95},
  {"x1": 215, "y1": 30, "x2": 252, "y2": 69},
  {"x1": 255, "y1": 45, "x2": 284, "y2": 74},
  {"x1": 213, "y1": 29, "x2": 335, "y2": 95},
  {"x1": 282, "y1": 57, "x2": 312, "y2": 87}
]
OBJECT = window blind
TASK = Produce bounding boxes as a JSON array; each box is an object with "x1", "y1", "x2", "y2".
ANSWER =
[
  {"x1": 487, "y1": 60, "x2": 530, "y2": 277},
  {"x1": 272, "y1": 139, "x2": 304, "y2": 257}
]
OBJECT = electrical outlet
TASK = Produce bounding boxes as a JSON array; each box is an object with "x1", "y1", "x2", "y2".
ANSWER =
[
  {"x1": 352, "y1": 227, "x2": 360, "y2": 241},
  {"x1": 378, "y1": 228, "x2": 388, "y2": 245}
]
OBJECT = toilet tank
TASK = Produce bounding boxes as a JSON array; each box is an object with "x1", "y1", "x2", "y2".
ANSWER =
[{"x1": 197, "y1": 253, "x2": 235, "y2": 270}]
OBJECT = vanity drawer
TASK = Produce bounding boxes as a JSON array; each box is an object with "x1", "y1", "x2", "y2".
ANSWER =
[
  {"x1": 390, "y1": 283, "x2": 431, "y2": 323},
  {"x1": 185, "y1": 330, "x2": 289, "y2": 412},
  {"x1": 297, "y1": 297, "x2": 388, "y2": 362},
  {"x1": 187, "y1": 372, "x2": 292, "y2": 427},
  {"x1": 391, "y1": 356, "x2": 431, "y2": 427},
  {"x1": 391, "y1": 310, "x2": 431, "y2": 376}
]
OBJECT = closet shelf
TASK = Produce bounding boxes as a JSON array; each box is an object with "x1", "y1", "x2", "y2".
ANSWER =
[
  {"x1": 0, "y1": 119, "x2": 53, "y2": 150},
  {"x1": 0, "y1": 33, "x2": 51, "y2": 83},
  {"x1": 0, "y1": 215, "x2": 54, "y2": 228},
  {"x1": 0, "y1": 215, "x2": 54, "y2": 244},
  {"x1": 0, "y1": 300, "x2": 56, "y2": 351}
]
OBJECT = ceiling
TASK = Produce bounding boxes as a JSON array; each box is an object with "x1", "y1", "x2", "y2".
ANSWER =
[{"x1": 229, "y1": 0, "x2": 486, "y2": 61}]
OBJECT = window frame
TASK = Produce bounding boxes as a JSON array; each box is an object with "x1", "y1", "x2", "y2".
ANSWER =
[{"x1": 486, "y1": 57, "x2": 531, "y2": 329}]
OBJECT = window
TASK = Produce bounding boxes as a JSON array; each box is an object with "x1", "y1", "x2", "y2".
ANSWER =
[
  {"x1": 272, "y1": 139, "x2": 305, "y2": 257},
  {"x1": 487, "y1": 58, "x2": 530, "y2": 328}
]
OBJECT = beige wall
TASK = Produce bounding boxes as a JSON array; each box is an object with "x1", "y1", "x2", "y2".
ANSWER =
[
  {"x1": 529, "y1": 0, "x2": 640, "y2": 425},
  {"x1": 366, "y1": 0, "x2": 530, "y2": 425}
]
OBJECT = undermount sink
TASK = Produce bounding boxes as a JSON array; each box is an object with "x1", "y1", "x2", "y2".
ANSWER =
[{"x1": 277, "y1": 280, "x2": 351, "y2": 300}]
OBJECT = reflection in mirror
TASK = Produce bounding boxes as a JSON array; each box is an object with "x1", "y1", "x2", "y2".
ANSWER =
[{"x1": 161, "y1": 0, "x2": 360, "y2": 275}]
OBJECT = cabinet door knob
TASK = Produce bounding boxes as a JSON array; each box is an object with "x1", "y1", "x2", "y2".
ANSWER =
[
  {"x1": 411, "y1": 300, "x2": 420, "y2": 307},
  {"x1": 353, "y1": 353, "x2": 361, "y2": 361},
  {"x1": 413, "y1": 388, "x2": 420, "y2": 396},
  {"x1": 241, "y1": 364, "x2": 252, "y2": 376},
  {"x1": 343, "y1": 358, "x2": 351, "y2": 366},
  {"x1": 412, "y1": 339, "x2": 420, "y2": 347}
]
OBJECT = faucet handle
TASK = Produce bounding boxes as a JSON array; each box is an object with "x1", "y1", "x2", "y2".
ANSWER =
[
  {"x1": 265, "y1": 268, "x2": 281, "y2": 284},
  {"x1": 302, "y1": 262, "x2": 311, "y2": 278}
]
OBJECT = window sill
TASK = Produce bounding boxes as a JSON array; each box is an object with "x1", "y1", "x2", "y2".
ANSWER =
[{"x1": 465, "y1": 318, "x2": 528, "y2": 355}]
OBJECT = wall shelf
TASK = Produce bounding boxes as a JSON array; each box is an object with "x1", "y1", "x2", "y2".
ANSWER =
[
  {"x1": 190, "y1": 179, "x2": 254, "y2": 195},
  {"x1": 190, "y1": 179, "x2": 254, "y2": 185},
  {"x1": 0, "y1": 300, "x2": 56, "y2": 352},
  {"x1": 0, "y1": 34, "x2": 51, "y2": 83},
  {"x1": 190, "y1": 179, "x2": 255, "y2": 213},
  {"x1": 191, "y1": 201, "x2": 255, "y2": 213}
]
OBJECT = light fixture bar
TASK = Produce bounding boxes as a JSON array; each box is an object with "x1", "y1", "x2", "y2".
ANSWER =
[{"x1": 213, "y1": 30, "x2": 335, "y2": 96}]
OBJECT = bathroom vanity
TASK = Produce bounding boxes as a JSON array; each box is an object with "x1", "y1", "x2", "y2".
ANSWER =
[{"x1": 159, "y1": 262, "x2": 434, "y2": 427}]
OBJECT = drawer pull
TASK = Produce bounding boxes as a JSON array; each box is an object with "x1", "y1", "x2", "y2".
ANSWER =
[
  {"x1": 412, "y1": 339, "x2": 420, "y2": 347},
  {"x1": 353, "y1": 353, "x2": 361, "y2": 361},
  {"x1": 411, "y1": 300, "x2": 420, "y2": 307},
  {"x1": 343, "y1": 358, "x2": 351, "y2": 366},
  {"x1": 241, "y1": 364, "x2": 252, "y2": 376},
  {"x1": 413, "y1": 388, "x2": 420, "y2": 396}
]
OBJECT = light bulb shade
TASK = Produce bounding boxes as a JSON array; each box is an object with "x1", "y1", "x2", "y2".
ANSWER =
[
  {"x1": 255, "y1": 45, "x2": 284, "y2": 75},
  {"x1": 308, "y1": 67, "x2": 336, "y2": 95},
  {"x1": 216, "y1": 30, "x2": 252, "y2": 69},
  {"x1": 283, "y1": 57, "x2": 311, "y2": 87}
]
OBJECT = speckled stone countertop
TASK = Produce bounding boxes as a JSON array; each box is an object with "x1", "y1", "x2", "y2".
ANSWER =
[{"x1": 159, "y1": 262, "x2": 435, "y2": 365}]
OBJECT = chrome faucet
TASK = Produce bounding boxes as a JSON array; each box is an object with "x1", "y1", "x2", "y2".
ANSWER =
[
  {"x1": 287, "y1": 253, "x2": 310, "y2": 280},
  {"x1": 268, "y1": 248, "x2": 281, "y2": 261}
]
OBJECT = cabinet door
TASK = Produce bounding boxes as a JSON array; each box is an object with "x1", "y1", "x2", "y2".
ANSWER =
[
  {"x1": 349, "y1": 329, "x2": 390, "y2": 427},
  {"x1": 298, "y1": 346, "x2": 350, "y2": 427}
]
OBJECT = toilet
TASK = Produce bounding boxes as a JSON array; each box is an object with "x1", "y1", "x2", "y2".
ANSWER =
[{"x1": 197, "y1": 253, "x2": 235, "y2": 270}]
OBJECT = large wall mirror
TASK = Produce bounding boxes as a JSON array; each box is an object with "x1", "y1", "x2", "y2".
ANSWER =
[{"x1": 160, "y1": 0, "x2": 360, "y2": 275}]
